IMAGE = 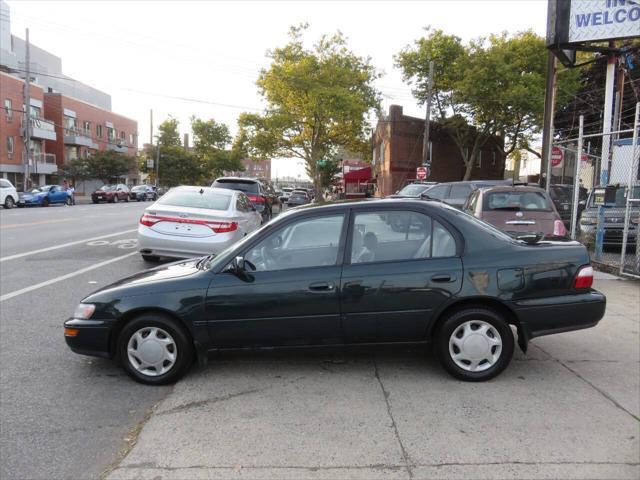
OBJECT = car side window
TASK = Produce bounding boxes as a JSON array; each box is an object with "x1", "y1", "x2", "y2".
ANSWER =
[
  {"x1": 466, "y1": 191, "x2": 479, "y2": 212},
  {"x1": 0, "y1": 180, "x2": 9, "y2": 188},
  {"x1": 432, "y1": 221, "x2": 457, "y2": 257},
  {"x1": 350, "y1": 210, "x2": 433, "y2": 264},
  {"x1": 245, "y1": 214, "x2": 344, "y2": 272},
  {"x1": 450, "y1": 184, "x2": 471, "y2": 199}
]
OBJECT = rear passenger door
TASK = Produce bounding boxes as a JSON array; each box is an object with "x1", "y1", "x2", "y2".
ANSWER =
[{"x1": 340, "y1": 208, "x2": 463, "y2": 343}]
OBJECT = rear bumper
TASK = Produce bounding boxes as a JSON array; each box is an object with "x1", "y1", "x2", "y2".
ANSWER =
[
  {"x1": 138, "y1": 225, "x2": 241, "y2": 259},
  {"x1": 511, "y1": 290, "x2": 606, "y2": 340},
  {"x1": 64, "y1": 318, "x2": 112, "y2": 358}
]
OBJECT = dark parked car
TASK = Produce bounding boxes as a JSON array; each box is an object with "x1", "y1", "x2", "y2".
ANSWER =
[
  {"x1": 463, "y1": 185, "x2": 567, "y2": 239},
  {"x1": 422, "y1": 180, "x2": 513, "y2": 208},
  {"x1": 92, "y1": 184, "x2": 130, "y2": 203},
  {"x1": 130, "y1": 185, "x2": 157, "y2": 202},
  {"x1": 579, "y1": 184, "x2": 640, "y2": 249},
  {"x1": 212, "y1": 177, "x2": 279, "y2": 222},
  {"x1": 549, "y1": 184, "x2": 588, "y2": 228},
  {"x1": 64, "y1": 198, "x2": 605, "y2": 385}
]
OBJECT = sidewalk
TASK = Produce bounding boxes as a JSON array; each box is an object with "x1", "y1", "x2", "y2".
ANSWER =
[{"x1": 107, "y1": 277, "x2": 640, "y2": 480}]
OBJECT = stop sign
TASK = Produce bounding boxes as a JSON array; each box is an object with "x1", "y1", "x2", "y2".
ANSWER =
[
  {"x1": 551, "y1": 147, "x2": 563, "y2": 168},
  {"x1": 416, "y1": 166, "x2": 429, "y2": 180}
]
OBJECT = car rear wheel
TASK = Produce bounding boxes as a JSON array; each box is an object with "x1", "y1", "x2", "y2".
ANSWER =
[
  {"x1": 118, "y1": 314, "x2": 193, "y2": 385},
  {"x1": 4, "y1": 196, "x2": 15, "y2": 209},
  {"x1": 436, "y1": 307, "x2": 514, "y2": 381}
]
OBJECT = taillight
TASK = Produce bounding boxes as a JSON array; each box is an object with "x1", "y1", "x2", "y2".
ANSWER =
[
  {"x1": 140, "y1": 213, "x2": 161, "y2": 227},
  {"x1": 205, "y1": 221, "x2": 237, "y2": 233},
  {"x1": 573, "y1": 265, "x2": 594, "y2": 289},
  {"x1": 553, "y1": 219, "x2": 567, "y2": 237},
  {"x1": 247, "y1": 195, "x2": 265, "y2": 203}
]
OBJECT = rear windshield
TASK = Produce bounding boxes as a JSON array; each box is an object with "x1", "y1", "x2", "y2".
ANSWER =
[
  {"x1": 484, "y1": 191, "x2": 552, "y2": 211},
  {"x1": 213, "y1": 179, "x2": 259, "y2": 195},
  {"x1": 157, "y1": 189, "x2": 231, "y2": 210},
  {"x1": 132, "y1": 186, "x2": 146, "y2": 192},
  {"x1": 588, "y1": 186, "x2": 640, "y2": 208},
  {"x1": 398, "y1": 184, "x2": 430, "y2": 196}
]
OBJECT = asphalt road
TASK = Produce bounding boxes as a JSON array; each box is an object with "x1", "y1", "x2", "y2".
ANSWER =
[{"x1": 0, "y1": 201, "x2": 172, "y2": 480}]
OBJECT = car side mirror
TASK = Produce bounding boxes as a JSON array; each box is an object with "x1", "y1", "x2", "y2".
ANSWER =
[{"x1": 231, "y1": 256, "x2": 246, "y2": 275}]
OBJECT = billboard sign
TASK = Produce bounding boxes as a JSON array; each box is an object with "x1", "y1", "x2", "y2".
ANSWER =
[{"x1": 569, "y1": 0, "x2": 640, "y2": 43}]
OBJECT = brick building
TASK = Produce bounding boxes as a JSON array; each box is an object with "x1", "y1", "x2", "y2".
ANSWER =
[
  {"x1": 231, "y1": 158, "x2": 271, "y2": 179},
  {"x1": 372, "y1": 105, "x2": 505, "y2": 197}
]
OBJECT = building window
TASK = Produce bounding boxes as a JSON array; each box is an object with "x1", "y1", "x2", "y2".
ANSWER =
[
  {"x1": 492, "y1": 151, "x2": 496, "y2": 166},
  {"x1": 4, "y1": 99, "x2": 12, "y2": 119},
  {"x1": 120, "y1": 131, "x2": 126, "y2": 141},
  {"x1": 475, "y1": 151, "x2": 482, "y2": 168},
  {"x1": 7, "y1": 136, "x2": 14, "y2": 154},
  {"x1": 96, "y1": 124, "x2": 103, "y2": 138},
  {"x1": 107, "y1": 127, "x2": 115, "y2": 142},
  {"x1": 83, "y1": 121, "x2": 91, "y2": 133},
  {"x1": 129, "y1": 133, "x2": 134, "y2": 145}
]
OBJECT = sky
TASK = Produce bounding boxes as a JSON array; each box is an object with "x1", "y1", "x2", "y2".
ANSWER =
[{"x1": 7, "y1": 0, "x2": 548, "y2": 179}]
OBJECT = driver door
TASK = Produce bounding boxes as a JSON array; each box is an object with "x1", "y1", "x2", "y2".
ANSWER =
[{"x1": 205, "y1": 213, "x2": 348, "y2": 347}]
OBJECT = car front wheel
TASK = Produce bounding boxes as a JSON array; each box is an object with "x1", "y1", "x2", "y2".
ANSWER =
[
  {"x1": 118, "y1": 313, "x2": 194, "y2": 385},
  {"x1": 4, "y1": 196, "x2": 15, "y2": 209},
  {"x1": 436, "y1": 307, "x2": 514, "y2": 382}
]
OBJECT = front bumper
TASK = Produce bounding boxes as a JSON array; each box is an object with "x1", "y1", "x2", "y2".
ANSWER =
[
  {"x1": 64, "y1": 318, "x2": 112, "y2": 358},
  {"x1": 511, "y1": 290, "x2": 606, "y2": 340},
  {"x1": 17, "y1": 197, "x2": 43, "y2": 206}
]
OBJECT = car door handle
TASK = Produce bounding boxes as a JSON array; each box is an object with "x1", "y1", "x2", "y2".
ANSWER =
[
  {"x1": 431, "y1": 274, "x2": 456, "y2": 283},
  {"x1": 308, "y1": 282, "x2": 335, "y2": 292}
]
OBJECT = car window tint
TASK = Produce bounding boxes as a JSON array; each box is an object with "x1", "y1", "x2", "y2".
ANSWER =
[
  {"x1": 245, "y1": 215, "x2": 344, "y2": 272},
  {"x1": 213, "y1": 180, "x2": 259, "y2": 195},
  {"x1": 156, "y1": 189, "x2": 231, "y2": 210},
  {"x1": 485, "y1": 191, "x2": 552, "y2": 211},
  {"x1": 351, "y1": 211, "x2": 432, "y2": 264},
  {"x1": 450, "y1": 184, "x2": 471, "y2": 199},
  {"x1": 398, "y1": 184, "x2": 429, "y2": 196},
  {"x1": 426, "y1": 185, "x2": 448, "y2": 199}
]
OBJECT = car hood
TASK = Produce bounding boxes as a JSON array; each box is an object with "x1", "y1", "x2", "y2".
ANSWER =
[
  {"x1": 19, "y1": 192, "x2": 45, "y2": 199},
  {"x1": 84, "y1": 258, "x2": 209, "y2": 302}
]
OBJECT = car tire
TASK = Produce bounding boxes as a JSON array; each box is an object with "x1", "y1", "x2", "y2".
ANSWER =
[
  {"x1": 117, "y1": 313, "x2": 194, "y2": 385},
  {"x1": 142, "y1": 254, "x2": 160, "y2": 262},
  {"x1": 92, "y1": 199, "x2": 99, "y2": 204},
  {"x1": 436, "y1": 307, "x2": 514, "y2": 382},
  {"x1": 125, "y1": 195, "x2": 129, "y2": 202},
  {"x1": 4, "y1": 196, "x2": 15, "y2": 209},
  {"x1": 42, "y1": 198, "x2": 49, "y2": 207},
  {"x1": 66, "y1": 197, "x2": 72, "y2": 206}
]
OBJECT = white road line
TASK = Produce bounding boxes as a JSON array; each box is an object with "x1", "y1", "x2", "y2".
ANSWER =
[
  {"x1": 0, "y1": 229, "x2": 137, "y2": 263},
  {"x1": 0, "y1": 251, "x2": 138, "y2": 302}
]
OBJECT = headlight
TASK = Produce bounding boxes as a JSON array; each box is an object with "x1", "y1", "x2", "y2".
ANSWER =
[
  {"x1": 580, "y1": 218, "x2": 597, "y2": 226},
  {"x1": 74, "y1": 303, "x2": 95, "y2": 319}
]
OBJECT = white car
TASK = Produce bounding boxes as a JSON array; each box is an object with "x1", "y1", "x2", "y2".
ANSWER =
[
  {"x1": 0, "y1": 179, "x2": 18, "y2": 209},
  {"x1": 138, "y1": 186, "x2": 262, "y2": 261}
]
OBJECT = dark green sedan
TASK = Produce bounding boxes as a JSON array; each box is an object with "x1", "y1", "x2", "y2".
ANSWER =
[{"x1": 64, "y1": 199, "x2": 606, "y2": 385}]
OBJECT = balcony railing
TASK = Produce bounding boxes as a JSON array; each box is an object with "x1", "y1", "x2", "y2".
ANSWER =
[
  {"x1": 64, "y1": 127, "x2": 97, "y2": 148},
  {"x1": 65, "y1": 126, "x2": 92, "y2": 137},
  {"x1": 23, "y1": 152, "x2": 57, "y2": 165},
  {"x1": 22, "y1": 116, "x2": 57, "y2": 141}
]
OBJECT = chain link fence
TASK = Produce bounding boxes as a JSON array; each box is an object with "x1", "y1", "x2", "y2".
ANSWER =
[{"x1": 551, "y1": 103, "x2": 640, "y2": 278}]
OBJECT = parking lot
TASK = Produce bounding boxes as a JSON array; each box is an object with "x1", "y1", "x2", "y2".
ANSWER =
[{"x1": 1, "y1": 203, "x2": 639, "y2": 480}]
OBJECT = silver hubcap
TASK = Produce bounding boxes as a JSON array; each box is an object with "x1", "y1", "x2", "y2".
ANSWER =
[
  {"x1": 449, "y1": 320, "x2": 502, "y2": 372},
  {"x1": 127, "y1": 327, "x2": 177, "y2": 377}
]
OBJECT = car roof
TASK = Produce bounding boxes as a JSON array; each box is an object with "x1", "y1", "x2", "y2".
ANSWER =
[
  {"x1": 438, "y1": 180, "x2": 513, "y2": 187},
  {"x1": 478, "y1": 185, "x2": 548, "y2": 194},
  {"x1": 171, "y1": 185, "x2": 236, "y2": 196}
]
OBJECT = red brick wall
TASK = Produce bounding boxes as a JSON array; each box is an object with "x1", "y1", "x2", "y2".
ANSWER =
[
  {"x1": 373, "y1": 105, "x2": 505, "y2": 196},
  {"x1": 43, "y1": 93, "x2": 138, "y2": 166},
  {"x1": 0, "y1": 72, "x2": 45, "y2": 167}
]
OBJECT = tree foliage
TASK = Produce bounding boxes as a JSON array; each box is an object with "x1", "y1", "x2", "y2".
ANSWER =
[
  {"x1": 157, "y1": 116, "x2": 182, "y2": 147},
  {"x1": 234, "y1": 24, "x2": 381, "y2": 195},
  {"x1": 396, "y1": 29, "x2": 581, "y2": 180},
  {"x1": 191, "y1": 116, "x2": 243, "y2": 179},
  {"x1": 58, "y1": 150, "x2": 135, "y2": 184}
]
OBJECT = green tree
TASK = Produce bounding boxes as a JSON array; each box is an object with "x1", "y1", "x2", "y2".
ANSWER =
[
  {"x1": 140, "y1": 145, "x2": 204, "y2": 187},
  {"x1": 235, "y1": 24, "x2": 381, "y2": 196},
  {"x1": 396, "y1": 29, "x2": 581, "y2": 180},
  {"x1": 158, "y1": 116, "x2": 182, "y2": 147},
  {"x1": 317, "y1": 156, "x2": 342, "y2": 189},
  {"x1": 56, "y1": 157, "x2": 91, "y2": 183},
  {"x1": 84, "y1": 150, "x2": 136, "y2": 183},
  {"x1": 190, "y1": 116, "x2": 243, "y2": 179}
]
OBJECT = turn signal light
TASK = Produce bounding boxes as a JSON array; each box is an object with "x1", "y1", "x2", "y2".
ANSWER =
[
  {"x1": 64, "y1": 328, "x2": 80, "y2": 337},
  {"x1": 573, "y1": 265, "x2": 594, "y2": 289}
]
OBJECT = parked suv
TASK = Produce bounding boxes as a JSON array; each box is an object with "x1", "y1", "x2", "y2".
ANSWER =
[
  {"x1": 211, "y1": 177, "x2": 279, "y2": 222},
  {"x1": 579, "y1": 184, "x2": 640, "y2": 249},
  {"x1": 0, "y1": 178, "x2": 18, "y2": 209},
  {"x1": 422, "y1": 180, "x2": 512, "y2": 208},
  {"x1": 91, "y1": 184, "x2": 130, "y2": 203}
]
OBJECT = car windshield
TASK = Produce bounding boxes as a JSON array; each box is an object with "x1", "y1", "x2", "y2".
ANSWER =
[
  {"x1": 485, "y1": 191, "x2": 552, "y2": 211},
  {"x1": 100, "y1": 186, "x2": 114, "y2": 191},
  {"x1": 588, "y1": 186, "x2": 640, "y2": 208},
  {"x1": 398, "y1": 184, "x2": 431, "y2": 196},
  {"x1": 213, "y1": 180, "x2": 259, "y2": 194},
  {"x1": 156, "y1": 189, "x2": 231, "y2": 210},
  {"x1": 29, "y1": 187, "x2": 44, "y2": 193}
]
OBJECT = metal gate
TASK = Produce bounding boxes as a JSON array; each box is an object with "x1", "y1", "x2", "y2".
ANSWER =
[{"x1": 551, "y1": 103, "x2": 640, "y2": 277}]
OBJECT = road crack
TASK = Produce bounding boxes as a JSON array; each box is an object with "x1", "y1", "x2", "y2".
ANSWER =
[
  {"x1": 373, "y1": 356, "x2": 414, "y2": 479},
  {"x1": 156, "y1": 387, "x2": 265, "y2": 416}
]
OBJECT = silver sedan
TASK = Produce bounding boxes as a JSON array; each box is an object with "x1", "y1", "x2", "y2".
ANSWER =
[{"x1": 137, "y1": 186, "x2": 262, "y2": 261}]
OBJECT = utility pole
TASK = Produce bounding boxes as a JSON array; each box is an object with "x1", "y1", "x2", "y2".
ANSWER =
[
  {"x1": 422, "y1": 61, "x2": 434, "y2": 166},
  {"x1": 601, "y1": 46, "x2": 616, "y2": 185},
  {"x1": 23, "y1": 28, "x2": 31, "y2": 191},
  {"x1": 149, "y1": 109, "x2": 153, "y2": 146},
  {"x1": 541, "y1": 51, "x2": 557, "y2": 192},
  {"x1": 155, "y1": 134, "x2": 161, "y2": 188}
]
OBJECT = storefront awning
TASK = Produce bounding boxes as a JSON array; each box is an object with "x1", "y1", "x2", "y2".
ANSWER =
[{"x1": 343, "y1": 166, "x2": 371, "y2": 183}]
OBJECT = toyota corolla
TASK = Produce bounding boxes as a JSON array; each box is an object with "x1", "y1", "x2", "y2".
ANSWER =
[{"x1": 64, "y1": 199, "x2": 606, "y2": 385}]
